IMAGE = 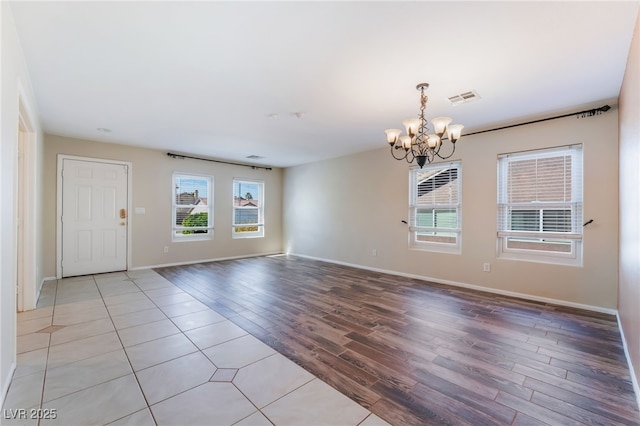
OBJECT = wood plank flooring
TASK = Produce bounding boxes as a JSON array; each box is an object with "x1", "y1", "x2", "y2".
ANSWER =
[{"x1": 155, "y1": 255, "x2": 640, "y2": 425}]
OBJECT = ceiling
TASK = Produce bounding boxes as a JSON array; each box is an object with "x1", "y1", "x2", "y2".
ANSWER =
[{"x1": 9, "y1": 1, "x2": 640, "y2": 168}]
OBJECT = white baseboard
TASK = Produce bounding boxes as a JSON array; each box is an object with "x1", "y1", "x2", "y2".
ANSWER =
[
  {"x1": 617, "y1": 312, "x2": 640, "y2": 410},
  {"x1": 128, "y1": 251, "x2": 284, "y2": 271},
  {"x1": 37, "y1": 276, "x2": 56, "y2": 299},
  {"x1": 1, "y1": 362, "x2": 16, "y2": 408},
  {"x1": 290, "y1": 253, "x2": 617, "y2": 315}
]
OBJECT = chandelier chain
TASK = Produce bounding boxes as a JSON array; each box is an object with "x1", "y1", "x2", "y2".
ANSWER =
[{"x1": 416, "y1": 87, "x2": 434, "y2": 160}]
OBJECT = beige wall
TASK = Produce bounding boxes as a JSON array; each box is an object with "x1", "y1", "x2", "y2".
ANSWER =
[
  {"x1": 1, "y1": 2, "x2": 44, "y2": 404},
  {"x1": 43, "y1": 135, "x2": 283, "y2": 276},
  {"x1": 619, "y1": 9, "x2": 640, "y2": 401},
  {"x1": 284, "y1": 107, "x2": 619, "y2": 310}
]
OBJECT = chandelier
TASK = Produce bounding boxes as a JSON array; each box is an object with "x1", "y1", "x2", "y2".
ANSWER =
[{"x1": 385, "y1": 83, "x2": 464, "y2": 168}]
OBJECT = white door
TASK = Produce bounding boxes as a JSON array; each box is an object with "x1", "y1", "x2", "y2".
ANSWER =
[{"x1": 61, "y1": 158, "x2": 128, "y2": 277}]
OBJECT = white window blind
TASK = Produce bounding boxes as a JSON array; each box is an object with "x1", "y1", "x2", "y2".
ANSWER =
[
  {"x1": 497, "y1": 145, "x2": 582, "y2": 260},
  {"x1": 409, "y1": 162, "x2": 461, "y2": 251}
]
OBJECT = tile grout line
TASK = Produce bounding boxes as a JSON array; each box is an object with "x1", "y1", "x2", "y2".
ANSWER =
[
  {"x1": 38, "y1": 275, "x2": 149, "y2": 425},
  {"x1": 160, "y1": 268, "x2": 385, "y2": 426},
  {"x1": 105, "y1": 270, "x2": 256, "y2": 422},
  {"x1": 22, "y1": 273, "x2": 254, "y2": 424},
  {"x1": 97, "y1": 271, "x2": 159, "y2": 426},
  {"x1": 36, "y1": 277, "x2": 59, "y2": 426},
  {"x1": 147, "y1": 280, "x2": 270, "y2": 420},
  {"x1": 36, "y1": 270, "x2": 383, "y2": 426},
  {"x1": 123, "y1": 271, "x2": 164, "y2": 425},
  {"x1": 19, "y1": 278, "x2": 100, "y2": 416},
  {"x1": 31, "y1": 271, "x2": 170, "y2": 425},
  {"x1": 121, "y1": 272, "x2": 262, "y2": 422},
  {"x1": 159, "y1": 274, "x2": 384, "y2": 426},
  {"x1": 137, "y1": 273, "x2": 317, "y2": 425}
]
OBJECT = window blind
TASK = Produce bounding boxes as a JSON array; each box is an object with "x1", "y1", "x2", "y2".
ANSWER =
[
  {"x1": 409, "y1": 162, "x2": 461, "y2": 247},
  {"x1": 497, "y1": 146, "x2": 583, "y2": 241}
]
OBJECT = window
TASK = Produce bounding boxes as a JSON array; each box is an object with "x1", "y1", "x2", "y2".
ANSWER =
[
  {"x1": 172, "y1": 173, "x2": 213, "y2": 241},
  {"x1": 497, "y1": 145, "x2": 583, "y2": 265},
  {"x1": 409, "y1": 162, "x2": 461, "y2": 253},
  {"x1": 233, "y1": 179, "x2": 264, "y2": 238}
]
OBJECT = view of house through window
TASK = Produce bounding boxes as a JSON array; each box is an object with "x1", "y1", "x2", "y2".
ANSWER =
[
  {"x1": 172, "y1": 173, "x2": 213, "y2": 240},
  {"x1": 233, "y1": 179, "x2": 264, "y2": 238},
  {"x1": 497, "y1": 145, "x2": 583, "y2": 264},
  {"x1": 409, "y1": 162, "x2": 461, "y2": 252}
]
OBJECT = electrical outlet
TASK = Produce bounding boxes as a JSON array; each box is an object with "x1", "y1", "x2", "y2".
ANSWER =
[
  {"x1": 483, "y1": 263, "x2": 491, "y2": 272},
  {"x1": 163, "y1": 246, "x2": 169, "y2": 254},
  {"x1": 372, "y1": 249, "x2": 377, "y2": 256}
]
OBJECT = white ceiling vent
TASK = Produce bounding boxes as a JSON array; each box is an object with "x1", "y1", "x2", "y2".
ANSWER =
[
  {"x1": 447, "y1": 91, "x2": 481, "y2": 106},
  {"x1": 246, "y1": 155, "x2": 265, "y2": 160}
]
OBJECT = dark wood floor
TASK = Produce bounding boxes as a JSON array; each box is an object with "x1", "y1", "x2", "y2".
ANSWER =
[{"x1": 155, "y1": 255, "x2": 640, "y2": 426}]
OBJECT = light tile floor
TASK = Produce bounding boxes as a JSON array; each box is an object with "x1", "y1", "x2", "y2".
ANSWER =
[{"x1": 2, "y1": 270, "x2": 390, "y2": 426}]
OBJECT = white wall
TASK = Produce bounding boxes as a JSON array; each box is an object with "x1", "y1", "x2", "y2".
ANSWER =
[
  {"x1": 284, "y1": 106, "x2": 619, "y2": 310},
  {"x1": 42, "y1": 135, "x2": 283, "y2": 275},
  {"x1": 1, "y1": 2, "x2": 43, "y2": 404},
  {"x1": 618, "y1": 8, "x2": 640, "y2": 401}
]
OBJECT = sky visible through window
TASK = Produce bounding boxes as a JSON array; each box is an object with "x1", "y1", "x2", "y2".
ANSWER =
[
  {"x1": 176, "y1": 177, "x2": 209, "y2": 198},
  {"x1": 175, "y1": 177, "x2": 260, "y2": 200},
  {"x1": 234, "y1": 181, "x2": 259, "y2": 200}
]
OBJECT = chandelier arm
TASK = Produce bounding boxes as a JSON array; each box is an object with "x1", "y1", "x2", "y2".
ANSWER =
[
  {"x1": 432, "y1": 140, "x2": 443, "y2": 157},
  {"x1": 389, "y1": 144, "x2": 410, "y2": 161},
  {"x1": 405, "y1": 146, "x2": 417, "y2": 164},
  {"x1": 434, "y1": 141, "x2": 456, "y2": 160}
]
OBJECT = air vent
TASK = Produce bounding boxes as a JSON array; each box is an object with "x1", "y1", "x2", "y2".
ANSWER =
[
  {"x1": 246, "y1": 155, "x2": 265, "y2": 160},
  {"x1": 447, "y1": 91, "x2": 481, "y2": 106}
]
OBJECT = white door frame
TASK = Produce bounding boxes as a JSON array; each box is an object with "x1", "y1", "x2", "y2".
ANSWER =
[
  {"x1": 56, "y1": 155, "x2": 133, "y2": 279},
  {"x1": 17, "y1": 90, "x2": 37, "y2": 312}
]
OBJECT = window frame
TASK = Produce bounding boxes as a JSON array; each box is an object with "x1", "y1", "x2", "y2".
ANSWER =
[
  {"x1": 172, "y1": 172, "x2": 214, "y2": 242},
  {"x1": 409, "y1": 161, "x2": 462, "y2": 254},
  {"x1": 232, "y1": 178, "x2": 265, "y2": 239},
  {"x1": 497, "y1": 145, "x2": 583, "y2": 266}
]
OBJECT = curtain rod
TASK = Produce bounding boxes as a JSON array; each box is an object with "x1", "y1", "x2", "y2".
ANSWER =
[
  {"x1": 168, "y1": 105, "x2": 610, "y2": 169},
  {"x1": 461, "y1": 105, "x2": 611, "y2": 138},
  {"x1": 167, "y1": 152, "x2": 273, "y2": 171}
]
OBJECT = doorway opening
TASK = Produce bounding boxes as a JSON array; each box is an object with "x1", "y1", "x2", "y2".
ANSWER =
[{"x1": 16, "y1": 97, "x2": 37, "y2": 312}]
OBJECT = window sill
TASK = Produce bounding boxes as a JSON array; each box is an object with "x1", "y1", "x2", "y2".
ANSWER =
[
  {"x1": 172, "y1": 234, "x2": 213, "y2": 243},
  {"x1": 498, "y1": 251, "x2": 582, "y2": 267},
  {"x1": 410, "y1": 243, "x2": 461, "y2": 255}
]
